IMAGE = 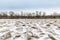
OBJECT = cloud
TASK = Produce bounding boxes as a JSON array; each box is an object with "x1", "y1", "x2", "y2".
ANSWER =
[{"x1": 0, "y1": 0, "x2": 60, "y2": 9}]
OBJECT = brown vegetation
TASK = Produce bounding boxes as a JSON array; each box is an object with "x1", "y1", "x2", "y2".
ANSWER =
[{"x1": 0, "y1": 11, "x2": 60, "y2": 19}]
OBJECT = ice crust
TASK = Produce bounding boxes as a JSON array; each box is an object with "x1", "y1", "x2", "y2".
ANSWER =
[{"x1": 0, "y1": 19, "x2": 60, "y2": 40}]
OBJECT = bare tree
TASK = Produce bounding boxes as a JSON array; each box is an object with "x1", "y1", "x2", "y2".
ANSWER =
[
  {"x1": 21, "y1": 11, "x2": 24, "y2": 16},
  {"x1": 9, "y1": 11, "x2": 15, "y2": 16},
  {"x1": 53, "y1": 12, "x2": 57, "y2": 16},
  {"x1": 36, "y1": 11, "x2": 39, "y2": 17},
  {"x1": 43, "y1": 12, "x2": 46, "y2": 16},
  {"x1": 9, "y1": 11, "x2": 15, "y2": 18},
  {"x1": 39, "y1": 11, "x2": 41, "y2": 16}
]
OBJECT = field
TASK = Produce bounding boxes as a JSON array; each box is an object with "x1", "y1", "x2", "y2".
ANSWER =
[{"x1": 0, "y1": 19, "x2": 60, "y2": 40}]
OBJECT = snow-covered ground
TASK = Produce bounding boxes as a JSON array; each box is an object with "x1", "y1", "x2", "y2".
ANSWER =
[{"x1": 0, "y1": 19, "x2": 60, "y2": 40}]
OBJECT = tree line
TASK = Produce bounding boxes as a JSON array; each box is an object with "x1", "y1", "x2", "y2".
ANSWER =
[{"x1": 0, "y1": 11, "x2": 60, "y2": 19}]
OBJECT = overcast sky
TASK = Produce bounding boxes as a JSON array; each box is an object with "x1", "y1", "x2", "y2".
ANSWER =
[{"x1": 0, "y1": 0, "x2": 60, "y2": 10}]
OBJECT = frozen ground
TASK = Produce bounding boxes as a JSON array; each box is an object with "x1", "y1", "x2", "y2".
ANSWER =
[{"x1": 0, "y1": 19, "x2": 60, "y2": 40}]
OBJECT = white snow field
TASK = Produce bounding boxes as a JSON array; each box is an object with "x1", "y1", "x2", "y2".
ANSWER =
[{"x1": 0, "y1": 19, "x2": 60, "y2": 40}]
